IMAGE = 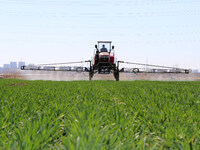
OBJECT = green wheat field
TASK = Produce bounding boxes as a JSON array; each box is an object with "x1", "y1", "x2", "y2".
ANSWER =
[{"x1": 0, "y1": 79, "x2": 200, "y2": 149}]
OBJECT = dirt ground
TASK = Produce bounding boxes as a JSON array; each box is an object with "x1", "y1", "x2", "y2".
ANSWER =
[{"x1": 5, "y1": 83, "x2": 29, "y2": 86}]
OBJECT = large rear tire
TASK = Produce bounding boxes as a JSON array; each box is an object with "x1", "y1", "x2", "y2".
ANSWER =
[
  {"x1": 114, "y1": 70, "x2": 119, "y2": 81},
  {"x1": 116, "y1": 72, "x2": 119, "y2": 81},
  {"x1": 89, "y1": 71, "x2": 94, "y2": 81}
]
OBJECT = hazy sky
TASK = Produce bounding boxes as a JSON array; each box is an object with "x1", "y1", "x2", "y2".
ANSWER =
[{"x1": 0, "y1": 0, "x2": 200, "y2": 69}]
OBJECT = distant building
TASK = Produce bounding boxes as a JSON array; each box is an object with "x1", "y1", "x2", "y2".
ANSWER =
[
  {"x1": 0, "y1": 67, "x2": 3, "y2": 73},
  {"x1": 192, "y1": 69, "x2": 198, "y2": 73},
  {"x1": 10, "y1": 62, "x2": 17, "y2": 69},
  {"x1": 18, "y1": 61, "x2": 25, "y2": 69},
  {"x1": 3, "y1": 64, "x2": 10, "y2": 69}
]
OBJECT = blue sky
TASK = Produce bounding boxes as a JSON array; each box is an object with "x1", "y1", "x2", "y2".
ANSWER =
[{"x1": 0, "y1": 0, "x2": 200, "y2": 69}]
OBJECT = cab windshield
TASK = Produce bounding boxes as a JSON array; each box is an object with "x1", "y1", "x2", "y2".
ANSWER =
[{"x1": 98, "y1": 42, "x2": 111, "y2": 52}]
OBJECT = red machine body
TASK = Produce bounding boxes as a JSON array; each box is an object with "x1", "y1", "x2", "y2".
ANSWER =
[
  {"x1": 92, "y1": 41, "x2": 117, "y2": 75},
  {"x1": 94, "y1": 41, "x2": 115, "y2": 66},
  {"x1": 110, "y1": 53, "x2": 114, "y2": 64}
]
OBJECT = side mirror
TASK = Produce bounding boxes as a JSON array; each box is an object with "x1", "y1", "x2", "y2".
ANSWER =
[
  {"x1": 112, "y1": 46, "x2": 114, "y2": 49},
  {"x1": 95, "y1": 45, "x2": 97, "y2": 49}
]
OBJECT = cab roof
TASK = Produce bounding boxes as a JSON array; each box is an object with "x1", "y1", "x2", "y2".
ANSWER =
[{"x1": 97, "y1": 41, "x2": 112, "y2": 43}]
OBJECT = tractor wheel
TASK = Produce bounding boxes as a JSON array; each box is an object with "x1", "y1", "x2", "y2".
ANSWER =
[
  {"x1": 89, "y1": 71, "x2": 94, "y2": 81},
  {"x1": 89, "y1": 75, "x2": 92, "y2": 81},
  {"x1": 116, "y1": 72, "x2": 119, "y2": 81},
  {"x1": 132, "y1": 68, "x2": 139, "y2": 73},
  {"x1": 114, "y1": 70, "x2": 119, "y2": 81},
  {"x1": 185, "y1": 70, "x2": 189, "y2": 74}
]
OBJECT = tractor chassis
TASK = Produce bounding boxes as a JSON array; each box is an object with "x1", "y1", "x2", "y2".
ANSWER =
[{"x1": 88, "y1": 61, "x2": 119, "y2": 81}]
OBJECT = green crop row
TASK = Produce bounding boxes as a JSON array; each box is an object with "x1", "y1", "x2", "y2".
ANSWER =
[{"x1": 0, "y1": 79, "x2": 200, "y2": 149}]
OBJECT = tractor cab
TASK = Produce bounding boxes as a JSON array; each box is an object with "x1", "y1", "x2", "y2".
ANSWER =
[
  {"x1": 98, "y1": 42, "x2": 110, "y2": 52},
  {"x1": 95, "y1": 41, "x2": 114, "y2": 53},
  {"x1": 94, "y1": 41, "x2": 115, "y2": 66}
]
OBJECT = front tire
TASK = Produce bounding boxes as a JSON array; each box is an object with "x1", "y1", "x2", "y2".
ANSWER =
[
  {"x1": 114, "y1": 69, "x2": 119, "y2": 81},
  {"x1": 89, "y1": 71, "x2": 94, "y2": 81}
]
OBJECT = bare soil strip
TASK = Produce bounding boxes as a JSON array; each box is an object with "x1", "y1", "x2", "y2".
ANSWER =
[{"x1": 6, "y1": 83, "x2": 29, "y2": 87}]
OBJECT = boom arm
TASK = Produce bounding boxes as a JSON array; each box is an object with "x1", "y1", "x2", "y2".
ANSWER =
[
  {"x1": 21, "y1": 60, "x2": 189, "y2": 81},
  {"x1": 21, "y1": 61, "x2": 91, "y2": 72},
  {"x1": 117, "y1": 61, "x2": 189, "y2": 74}
]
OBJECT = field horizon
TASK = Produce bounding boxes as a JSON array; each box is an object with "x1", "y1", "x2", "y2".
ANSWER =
[{"x1": 1, "y1": 72, "x2": 200, "y2": 81}]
